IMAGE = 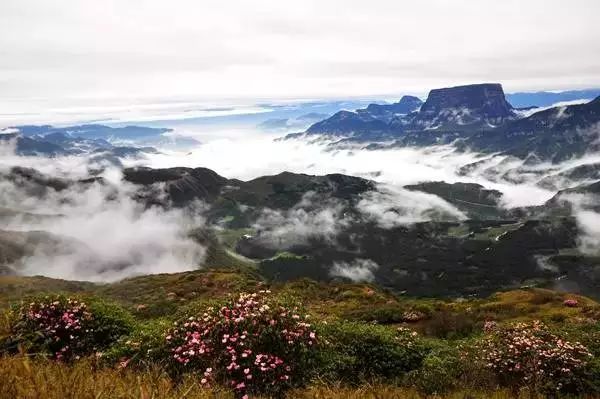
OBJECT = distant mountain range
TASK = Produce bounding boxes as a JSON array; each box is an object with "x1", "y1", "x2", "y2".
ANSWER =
[
  {"x1": 0, "y1": 123, "x2": 204, "y2": 161},
  {"x1": 294, "y1": 83, "x2": 600, "y2": 162},
  {"x1": 506, "y1": 89, "x2": 600, "y2": 108}
]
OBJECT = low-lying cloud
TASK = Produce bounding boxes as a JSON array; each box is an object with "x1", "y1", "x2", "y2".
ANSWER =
[
  {"x1": 0, "y1": 145, "x2": 206, "y2": 281},
  {"x1": 251, "y1": 192, "x2": 349, "y2": 250},
  {"x1": 357, "y1": 184, "x2": 466, "y2": 228},
  {"x1": 330, "y1": 258, "x2": 379, "y2": 282}
]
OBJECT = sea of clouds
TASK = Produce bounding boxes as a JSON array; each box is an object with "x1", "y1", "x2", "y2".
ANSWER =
[{"x1": 1, "y1": 126, "x2": 600, "y2": 282}]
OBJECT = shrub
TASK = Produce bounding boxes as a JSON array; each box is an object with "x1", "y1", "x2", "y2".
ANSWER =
[
  {"x1": 316, "y1": 321, "x2": 427, "y2": 384},
  {"x1": 2, "y1": 295, "x2": 134, "y2": 361},
  {"x1": 563, "y1": 299, "x2": 578, "y2": 307},
  {"x1": 474, "y1": 320, "x2": 592, "y2": 394},
  {"x1": 423, "y1": 311, "x2": 479, "y2": 339},
  {"x1": 406, "y1": 343, "x2": 464, "y2": 394},
  {"x1": 163, "y1": 290, "x2": 317, "y2": 398},
  {"x1": 102, "y1": 319, "x2": 172, "y2": 369}
]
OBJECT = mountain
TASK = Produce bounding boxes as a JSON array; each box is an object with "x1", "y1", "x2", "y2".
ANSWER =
[
  {"x1": 462, "y1": 95, "x2": 600, "y2": 162},
  {"x1": 396, "y1": 83, "x2": 515, "y2": 131},
  {"x1": 404, "y1": 181, "x2": 507, "y2": 219},
  {"x1": 306, "y1": 110, "x2": 391, "y2": 136},
  {"x1": 0, "y1": 130, "x2": 158, "y2": 160},
  {"x1": 13, "y1": 124, "x2": 172, "y2": 141},
  {"x1": 507, "y1": 88, "x2": 600, "y2": 108},
  {"x1": 2, "y1": 163, "x2": 599, "y2": 298},
  {"x1": 0, "y1": 230, "x2": 82, "y2": 275},
  {"x1": 3, "y1": 123, "x2": 201, "y2": 152},
  {"x1": 357, "y1": 96, "x2": 423, "y2": 122},
  {"x1": 303, "y1": 83, "x2": 515, "y2": 138},
  {"x1": 305, "y1": 95, "x2": 423, "y2": 136},
  {"x1": 296, "y1": 83, "x2": 600, "y2": 162},
  {"x1": 0, "y1": 133, "x2": 68, "y2": 156},
  {"x1": 124, "y1": 166, "x2": 376, "y2": 211}
]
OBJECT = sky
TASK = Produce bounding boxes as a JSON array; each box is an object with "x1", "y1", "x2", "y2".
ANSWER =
[{"x1": 1, "y1": 0, "x2": 599, "y2": 111}]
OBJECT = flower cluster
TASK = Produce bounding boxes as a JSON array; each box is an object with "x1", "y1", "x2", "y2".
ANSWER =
[
  {"x1": 476, "y1": 320, "x2": 592, "y2": 393},
  {"x1": 401, "y1": 310, "x2": 427, "y2": 322},
  {"x1": 483, "y1": 320, "x2": 498, "y2": 333},
  {"x1": 13, "y1": 297, "x2": 93, "y2": 361},
  {"x1": 395, "y1": 327, "x2": 419, "y2": 348},
  {"x1": 165, "y1": 291, "x2": 317, "y2": 398},
  {"x1": 563, "y1": 299, "x2": 578, "y2": 307}
]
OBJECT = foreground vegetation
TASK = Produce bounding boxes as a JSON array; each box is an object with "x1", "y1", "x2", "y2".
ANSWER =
[{"x1": 1, "y1": 269, "x2": 600, "y2": 398}]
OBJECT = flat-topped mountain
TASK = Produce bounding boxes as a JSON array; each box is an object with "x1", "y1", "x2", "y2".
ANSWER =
[
  {"x1": 420, "y1": 84, "x2": 513, "y2": 118},
  {"x1": 297, "y1": 83, "x2": 600, "y2": 162},
  {"x1": 403, "y1": 83, "x2": 515, "y2": 129},
  {"x1": 305, "y1": 83, "x2": 515, "y2": 137}
]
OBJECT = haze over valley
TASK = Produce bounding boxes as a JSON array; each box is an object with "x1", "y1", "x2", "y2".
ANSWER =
[{"x1": 1, "y1": 81, "x2": 600, "y2": 299}]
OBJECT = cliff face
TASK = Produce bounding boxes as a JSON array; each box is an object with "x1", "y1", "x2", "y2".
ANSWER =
[
  {"x1": 421, "y1": 83, "x2": 514, "y2": 118},
  {"x1": 398, "y1": 83, "x2": 516, "y2": 130}
]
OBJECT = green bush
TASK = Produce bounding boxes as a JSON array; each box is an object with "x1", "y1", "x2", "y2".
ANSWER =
[
  {"x1": 315, "y1": 321, "x2": 428, "y2": 383},
  {"x1": 102, "y1": 319, "x2": 171, "y2": 369},
  {"x1": 406, "y1": 343, "x2": 464, "y2": 394},
  {"x1": 2, "y1": 294, "x2": 134, "y2": 361}
]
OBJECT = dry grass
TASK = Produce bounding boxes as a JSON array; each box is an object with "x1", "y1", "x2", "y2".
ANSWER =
[
  {"x1": 0, "y1": 356, "x2": 232, "y2": 399},
  {"x1": 289, "y1": 385, "x2": 543, "y2": 399},
  {"x1": 0, "y1": 356, "x2": 552, "y2": 399}
]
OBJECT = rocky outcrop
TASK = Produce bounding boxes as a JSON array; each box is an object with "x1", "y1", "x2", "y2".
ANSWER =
[{"x1": 397, "y1": 83, "x2": 516, "y2": 130}]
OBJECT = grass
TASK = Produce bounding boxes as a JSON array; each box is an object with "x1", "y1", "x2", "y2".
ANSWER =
[
  {"x1": 2, "y1": 272, "x2": 600, "y2": 398},
  {"x1": 0, "y1": 275, "x2": 93, "y2": 309},
  {"x1": 0, "y1": 356, "x2": 553, "y2": 399},
  {"x1": 2, "y1": 272, "x2": 599, "y2": 328},
  {"x1": 216, "y1": 228, "x2": 256, "y2": 249}
]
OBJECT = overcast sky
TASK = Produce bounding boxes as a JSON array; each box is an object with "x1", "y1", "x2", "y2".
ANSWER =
[{"x1": 1, "y1": 0, "x2": 599, "y2": 107}]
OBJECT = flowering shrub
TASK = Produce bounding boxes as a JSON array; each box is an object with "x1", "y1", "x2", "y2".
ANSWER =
[
  {"x1": 3, "y1": 295, "x2": 133, "y2": 362},
  {"x1": 475, "y1": 320, "x2": 592, "y2": 394},
  {"x1": 164, "y1": 291, "x2": 317, "y2": 398},
  {"x1": 564, "y1": 299, "x2": 579, "y2": 307}
]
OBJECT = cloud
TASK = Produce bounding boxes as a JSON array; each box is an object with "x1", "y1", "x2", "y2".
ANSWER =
[
  {"x1": 559, "y1": 193, "x2": 600, "y2": 256},
  {"x1": 0, "y1": 0, "x2": 599, "y2": 121},
  {"x1": 0, "y1": 148, "x2": 206, "y2": 282},
  {"x1": 252, "y1": 192, "x2": 350, "y2": 249},
  {"x1": 250, "y1": 183, "x2": 467, "y2": 250},
  {"x1": 138, "y1": 134, "x2": 562, "y2": 208},
  {"x1": 330, "y1": 258, "x2": 379, "y2": 282},
  {"x1": 576, "y1": 209, "x2": 600, "y2": 255},
  {"x1": 553, "y1": 192, "x2": 600, "y2": 256},
  {"x1": 357, "y1": 184, "x2": 466, "y2": 228}
]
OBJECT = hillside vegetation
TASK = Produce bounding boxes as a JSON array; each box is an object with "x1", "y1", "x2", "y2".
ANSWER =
[{"x1": 2, "y1": 268, "x2": 600, "y2": 398}]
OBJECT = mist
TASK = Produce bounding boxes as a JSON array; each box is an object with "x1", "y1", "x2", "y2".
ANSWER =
[
  {"x1": 0, "y1": 143, "x2": 207, "y2": 281},
  {"x1": 3, "y1": 124, "x2": 600, "y2": 282},
  {"x1": 330, "y1": 259, "x2": 380, "y2": 283},
  {"x1": 135, "y1": 131, "x2": 577, "y2": 207}
]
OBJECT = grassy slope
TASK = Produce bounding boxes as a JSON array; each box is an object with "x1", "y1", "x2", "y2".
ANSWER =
[
  {"x1": 1, "y1": 270, "x2": 600, "y2": 399},
  {"x1": 2, "y1": 269, "x2": 599, "y2": 329},
  {"x1": 0, "y1": 356, "x2": 554, "y2": 399}
]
